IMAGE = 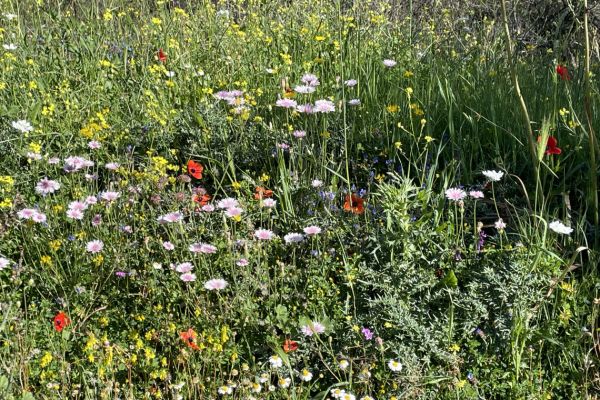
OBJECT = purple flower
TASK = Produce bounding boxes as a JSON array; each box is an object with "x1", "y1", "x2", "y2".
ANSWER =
[{"x1": 361, "y1": 327, "x2": 373, "y2": 340}]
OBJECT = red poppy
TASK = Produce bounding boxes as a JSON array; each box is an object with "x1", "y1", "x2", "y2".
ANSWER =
[
  {"x1": 283, "y1": 339, "x2": 298, "y2": 353},
  {"x1": 53, "y1": 311, "x2": 71, "y2": 332},
  {"x1": 537, "y1": 135, "x2": 562, "y2": 155},
  {"x1": 187, "y1": 160, "x2": 203, "y2": 179},
  {"x1": 180, "y1": 328, "x2": 200, "y2": 350},
  {"x1": 192, "y1": 193, "x2": 211, "y2": 206},
  {"x1": 254, "y1": 186, "x2": 273, "y2": 200},
  {"x1": 343, "y1": 194, "x2": 365, "y2": 215},
  {"x1": 157, "y1": 49, "x2": 167, "y2": 63},
  {"x1": 556, "y1": 64, "x2": 570, "y2": 81}
]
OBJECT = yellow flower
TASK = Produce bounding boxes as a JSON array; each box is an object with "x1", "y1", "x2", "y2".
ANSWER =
[
  {"x1": 259, "y1": 173, "x2": 270, "y2": 182},
  {"x1": 455, "y1": 379, "x2": 467, "y2": 389},
  {"x1": 558, "y1": 108, "x2": 569, "y2": 117},
  {"x1": 103, "y1": 9, "x2": 113, "y2": 21},
  {"x1": 404, "y1": 70, "x2": 414, "y2": 78},
  {"x1": 314, "y1": 35, "x2": 326, "y2": 41},
  {"x1": 40, "y1": 351, "x2": 53, "y2": 368},
  {"x1": 386, "y1": 104, "x2": 399, "y2": 113},
  {"x1": 424, "y1": 136, "x2": 434, "y2": 143},
  {"x1": 40, "y1": 255, "x2": 52, "y2": 266},
  {"x1": 151, "y1": 17, "x2": 162, "y2": 25},
  {"x1": 449, "y1": 343, "x2": 460, "y2": 352}
]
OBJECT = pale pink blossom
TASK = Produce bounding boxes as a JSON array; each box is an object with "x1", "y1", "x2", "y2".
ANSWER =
[
  {"x1": 445, "y1": 188, "x2": 466, "y2": 201},
  {"x1": 175, "y1": 262, "x2": 194, "y2": 273},
  {"x1": 180, "y1": 272, "x2": 197, "y2": 282},
  {"x1": 204, "y1": 278, "x2": 228, "y2": 290},
  {"x1": 254, "y1": 229, "x2": 276, "y2": 240},
  {"x1": 301, "y1": 321, "x2": 325, "y2": 336},
  {"x1": 303, "y1": 225, "x2": 321, "y2": 236},
  {"x1": 35, "y1": 177, "x2": 60, "y2": 196},
  {"x1": 86, "y1": 240, "x2": 104, "y2": 253}
]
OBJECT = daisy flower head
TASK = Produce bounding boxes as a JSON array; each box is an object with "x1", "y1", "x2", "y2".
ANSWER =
[
  {"x1": 445, "y1": 187, "x2": 466, "y2": 201},
  {"x1": 269, "y1": 355, "x2": 283, "y2": 368},
  {"x1": 383, "y1": 59, "x2": 397, "y2": 67},
  {"x1": 388, "y1": 359, "x2": 403, "y2": 372},
  {"x1": 301, "y1": 321, "x2": 325, "y2": 336},
  {"x1": 3, "y1": 43, "x2": 17, "y2": 50},
  {"x1": 482, "y1": 170, "x2": 504, "y2": 182},
  {"x1": 35, "y1": 177, "x2": 60, "y2": 196},
  {"x1": 204, "y1": 278, "x2": 228, "y2": 291},
  {"x1": 278, "y1": 377, "x2": 291, "y2": 388},
  {"x1": 180, "y1": 272, "x2": 196, "y2": 282},
  {"x1": 338, "y1": 359, "x2": 350, "y2": 370},
  {"x1": 549, "y1": 220, "x2": 573, "y2": 235},
  {"x1": 254, "y1": 228, "x2": 276, "y2": 241},
  {"x1": 85, "y1": 240, "x2": 104, "y2": 254},
  {"x1": 217, "y1": 385, "x2": 233, "y2": 395},
  {"x1": 299, "y1": 369, "x2": 313, "y2": 382},
  {"x1": 12, "y1": 120, "x2": 34, "y2": 133}
]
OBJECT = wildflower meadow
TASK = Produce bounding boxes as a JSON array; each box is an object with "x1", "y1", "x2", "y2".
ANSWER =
[{"x1": 0, "y1": 1, "x2": 599, "y2": 399}]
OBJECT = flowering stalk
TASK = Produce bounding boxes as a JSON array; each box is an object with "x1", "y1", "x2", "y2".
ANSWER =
[
  {"x1": 583, "y1": 0, "x2": 599, "y2": 244},
  {"x1": 500, "y1": 0, "x2": 544, "y2": 211}
]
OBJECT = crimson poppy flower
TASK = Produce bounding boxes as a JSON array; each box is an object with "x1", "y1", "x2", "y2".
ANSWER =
[
  {"x1": 157, "y1": 49, "x2": 167, "y2": 63},
  {"x1": 343, "y1": 194, "x2": 365, "y2": 214},
  {"x1": 254, "y1": 186, "x2": 273, "y2": 200},
  {"x1": 187, "y1": 160, "x2": 203, "y2": 179},
  {"x1": 53, "y1": 311, "x2": 71, "y2": 332},
  {"x1": 538, "y1": 135, "x2": 562, "y2": 155},
  {"x1": 556, "y1": 64, "x2": 570, "y2": 81},
  {"x1": 180, "y1": 328, "x2": 200, "y2": 350},
  {"x1": 192, "y1": 193, "x2": 211, "y2": 206},
  {"x1": 283, "y1": 339, "x2": 298, "y2": 353}
]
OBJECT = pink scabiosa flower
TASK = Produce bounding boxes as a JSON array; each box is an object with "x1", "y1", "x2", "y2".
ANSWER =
[
  {"x1": 85, "y1": 240, "x2": 104, "y2": 254},
  {"x1": 176, "y1": 262, "x2": 194, "y2": 273},
  {"x1": 189, "y1": 243, "x2": 217, "y2": 254},
  {"x1": 469, "y1": 190, "x2": 484, "y2": 199},
  {"x1": 204, "y1": 278, "x2": 228, "y2": 291},
  {"x1": 88, "y1": 140, "x2": 101, "y2": 149},
  {"x1": 292, "y1": 130, "x2": 306, "y2": 139},
  {"x1": 296, "y1": 103, "x2": 314, "y2": 114},
  {"x1": 383, "y1": 59, "x2": 397, "y2": 67},
  {"x1": 348, "y1": 99, "x2": 361, "y2": 106},
  {"x1": 284, "y1": 232, "x2": 304, "y2": 244},
  {"x1": 0, "y1": 257, "x2": 10, "y2": 270},
  {"x1": 105, "y1": 162, "x2": 120, "y2": 170},
  {"x1": 201, "y1": 204, "x2": 215, "y2": 212},
  {"x1": 162, "y1": 241, "x2": 175, "y2": 250},
  {"x1": 495, "y1": 218, "x2": 506, "y2": 231},
  {"x1": 17, "y1": 208, "x2": 37, "y2": 219},
  {"x1": 180, "y1": 272, "x2": 196, "y2": 282},
  {"x1": 100, "y1": 191, "x2": 120, "y2": 202},
  {"x1": 261, "y1": 198, "x2": 277, "y2": 208},
  {"x1": 276, "y1": 98, "x2": 298, "y2": 108},
  {"x1": 35, "y1": 177, "x2": 61, "y2": 196},
  {"x1": 445, "y1": 188, "x2": 466, "y2": 201},
  {"x1": 225, "y1": 206, "x2": 243, "y2": 218},
  {"x1": 158, "y1": 211, "x2": 183, "y2": 223},
  {"x1": 311, "y1": 179, "x2": 323, "y2": 188},
  {"x1": 294, "y1": 85, "x2": 316, "y2": 94},
  {"x1": 68, "y1": 201, "x2": 88, "y2": 212},
  {"x1": 301, "y1": 73, "x2": 320, "y2": 87},
  {"x1": 217, "y1": 197, "x2": 239, "y2": 209},
  {"x1": 236, "y1": 258, "x2": 249, "y2": 266},
  {"x1": 254, "y1": 229, "x2": 276, "y2": 240},
  {"x1": 31, "y1": 211, "x2": 47, "y2": 223},
  {"x1": 303, "y1": 225, "x2": 321, "y2": 236},
  {"x1": 47, "y1": 157, "x2": 60, "y2": 165},
  {"x1": 85, "y1": 195, "x2": 98, "y2": 205},
  {"x1": 314, "y1": 99, "x2": 335, "y2": 113},
  {"x1": 301, "y1": 321, "x2": 326, "y2": 336},
  {"x1": 66, "y1": 208, "x2": 84, "y2": 220},
  {"x1": 344, "y1": 79, "x2": 358, "y2": 87}
]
